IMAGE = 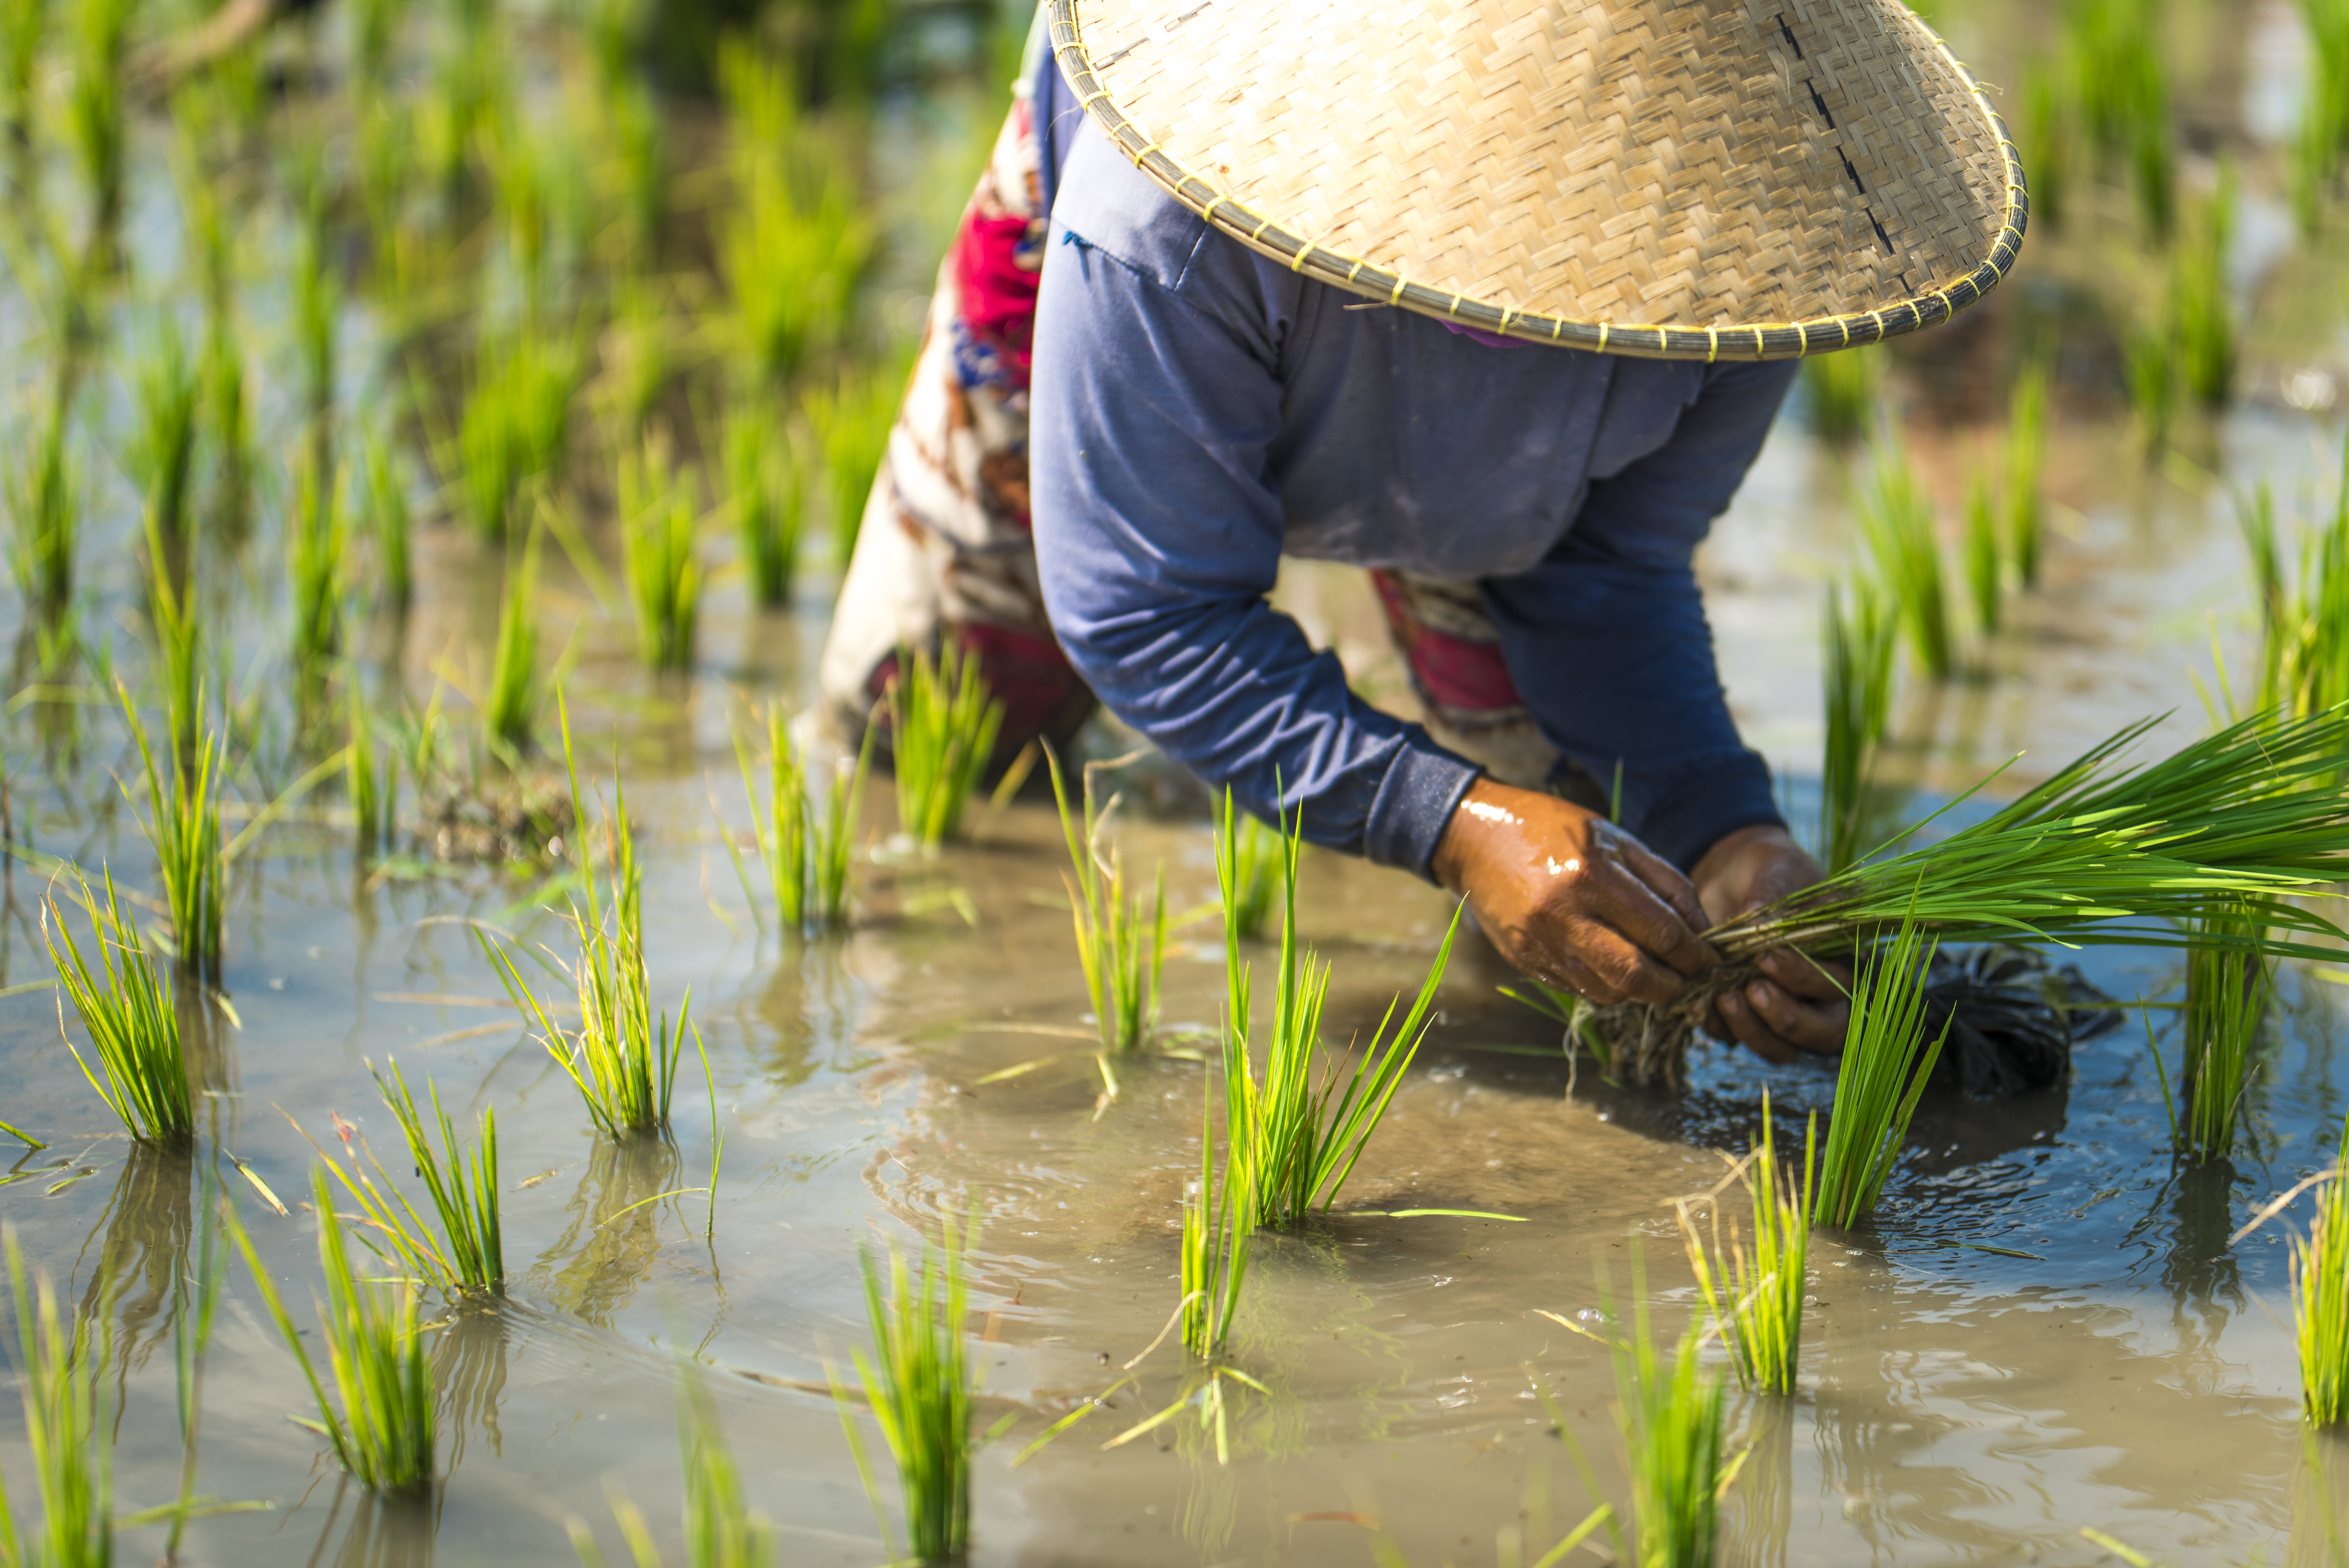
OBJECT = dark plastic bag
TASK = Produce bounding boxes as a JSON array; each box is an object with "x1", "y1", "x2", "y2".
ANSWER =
[{"x1": 1921, "y1": 945, "x2": 2122, "y2": 1101}]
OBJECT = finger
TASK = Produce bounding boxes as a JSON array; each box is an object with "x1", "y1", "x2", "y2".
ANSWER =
[
  {"x1": 1714, "y1": 987, "x2": 1797, "y2": 1065},
  {"x1": 1587, "y1": 861, "x2": 1719, "y2": 980},
  {"x1": 1545, "y1": 918, "x2": 1686, "y2": 1009},
  {"x1": 1743, "y1": 978, "x2": 1848, "y2": 1055},
  {"x1": 1757, "y1": 949, "x2": 1850, "y2": 1003},
  {"x1": 1614, "y1": 834, "x2": 1714, "y2": 940}
]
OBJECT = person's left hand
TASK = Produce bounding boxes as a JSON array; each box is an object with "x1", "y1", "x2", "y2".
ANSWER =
[{"x1": 1688, "y1": 825, "x2": 1850, "y2": 1064}]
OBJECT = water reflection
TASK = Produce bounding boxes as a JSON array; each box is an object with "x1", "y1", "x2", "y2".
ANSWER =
[
  {"x1": 304, "y1": 1481, "x2": 438, "y2": 1568},
  {"x1": 74, "y1": 1142, "x2": 191, "y2": 1386},
  {"x1": 430, "y1": 1306, "x2": 512, "y2": 1474},
  {"x1": 2292, "y1": 1430, "x2": 2349, "y2": 1568},
  {"x1": 531, "y1": 1135, "x2": 682, "y2": 1327},
  {"x1": 1729, "y1": 1399, "x2": 1797, "y2": 1568},
  {"x1": 2146, "y1": 1160, "x2": 2248, "y2": 1379}
]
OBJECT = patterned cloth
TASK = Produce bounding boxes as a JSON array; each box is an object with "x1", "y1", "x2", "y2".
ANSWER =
[{"x1": 816, "y1": 78, "x2": 1544, "y2": 788}]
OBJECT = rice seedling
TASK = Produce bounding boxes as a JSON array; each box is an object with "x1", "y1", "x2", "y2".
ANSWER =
[
  {"x1": 9, "y1": 383, "x2": 76, "y2": 615},
  {"x1": 64, "y1": 0, "x2": 132, "y2": 230},
  {"x1": 567, "y1": 1357, "x2": 776, "y2": 1568},
  {"x1": 2002, "y1": 360, "x2": 2050, "y2": 588},
  {"x1": 726, "y1": 399, "x2": 803, "y2": 608},
  {"x1": 2155, "y1": 900, "x2": 2272, "y2": 1165},
  {"x1": 0, "y1": 1228, "x2": 112, "y2": 1568},
  {"x1": 804, "y1": 359, "x2": 902, "y2": 570},
  {"x1": 0, "y1": 0, "x2": 42, "y2": 141},
  {"x1": 201, "y1": 326, "x2": 249, "y2": 499},
  {"x1": 2296, "y1": 1114, "x2": 2349, "y2": 1425},
  {"x1": 2297, "y1": 0, "x2": 2349, "y2": 232},
  {"x1": 1819, "y1": 580, "x2": 1896, "y2": 874},
  {"x1": 360, "y1": 421, "x2": 413, "y2": 615},
  {"x1": 1810, "y1": 912, "x2": 1947, "y2": 1228},
  {"x1": 889, "y1": 640, "x2": 1003, "y2": 851},
  {"x1": 227, "y1": 1170, "x2": 437, "y2": 1494},
  {"x1": 1609, "y1": 1270, "x2": 1730, "y2": 1568},
  {"x1": 349, "y1": 681, "x2": 396, "y2": 856},
  {"x1": 484, "y1": 527, "x2": 543, "y2": 754},
  {"x1": 289, "y1": 453, "x2": 351, "y2": 681},
  {"x1": 1181, "y1": 1048, "x2": 1255, "y2": 1360},
  {"x1": 452, "y1": 316, "x2": 581, "y2": 541},
  {"x1": 126, "y1": 317, "x2": 201, "y2": 549},
  {"x1": 734, "y1": 700, "x2": 872, "y2": 935},
  {"x1": 2125, "y1": 320, "x2": 2178, "y2": 456},
  {"x1": 1220, "y1": 796, "x2": 1279, "y2": 940},
  {"x1": 2023, "y1": 62, "x2": 2068, "y2": 231},
  {"x1": 1801, "y1": 346, "x2": 1880, "y2": 444},
  {"x1": 597, "y1": 80, "x2": 666, "y2": 268},
  {"x1": 617, "y1": 438, "x2": 702, "y2": 674},
  {"x1": 349, "y1": 0, "x2": 406, "y2": 86},
  {"x1": 295, "y1": 211, "x2": 340, "y2": 419},
  {"x1": 122, "y1": 686, "x2": 225, "y2": 979},
  {"x1": 602, "y1": 277, "x2": 670, "y2": 438},
  {"x1": 1855, "y1": 422, "x2": 1953, "y2": 681},
  {"x1": 309, "y1": 1060, "x2": 503, "y2": 1295},
  {"x1": 1963, "y1": 467, "x2": 2002, "y2": 637},
  {"x1": 485, "y1": 704, "x2": 686, "y2": 1137},
  {"x1": 840, "y1": 1213, "x2": 977, "y2": 1565},
  {"x1": 1218, "y1": 792, "x2": 1464, "y2": 1229},
  {"x1": 1050, "y1": 748, "x2": 1167, "y2": 1072},
  {"x1": 2067, "y1": 0, "x2": 2174, "y2": 236},
  {"x1": 2241, "y1": 470, "x2": 2349, "y2": 721},
  {"x1": 2173, "y1": 165, "x2": 2238, "y2": 409},
  {"x1": 1677, "y1": 1094, "x2": 1815, "y2": 1394},
  {"x1": 45, "y1": 868, "x2": 193, "y2": 1146},
  {"x1": 145, "y1": 514, "x2": 204, "y2": 765}
]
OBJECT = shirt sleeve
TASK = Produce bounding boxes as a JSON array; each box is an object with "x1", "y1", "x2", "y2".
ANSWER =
[
  {"x1": 1479, "y1": 358, "x2": 1800, "y2": 871},
  {"x1": 1029, "y1": 227, "x2": 1481, "y2": 875}
]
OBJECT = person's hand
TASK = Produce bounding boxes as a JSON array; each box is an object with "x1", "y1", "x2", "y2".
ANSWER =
[
  {"x1": 1430, "y1": 778, "x2": 1719, "y2": 1007},
  {"x1": 1690, "y1": 824, "x2": 1850, "y2": 1063}
]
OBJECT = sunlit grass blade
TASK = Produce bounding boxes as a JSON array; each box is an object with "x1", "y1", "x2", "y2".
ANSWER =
[
  {"x1": 1184, "y1": 880, "x2": 1254, "y2": 1360},
  {"x1": 1220, "y1": 797, "x2": 1278, "y2": 940},
  {"x1": 120, "y1": 685, "x2": 225, "y2": 978},
  {"x1": 2, "y1": 1225, "x2": 113, "y2": 1568},
  {"x1": 1049, "y1": 748, "x2": 1165, "y2": 1064},
  {"x1": 1820, "y1": 580, "x2": 1895, "y2": 875},
  {"x1": 226, "y1": 1171, "x2": 437, "y2": 1494},
  {"x1": 845, "y1": 1213, "x2": 976, "y2": 1564},
  {"x1": 889, "y1": 640, "x2": 1003, "y2": 851},
  {"x1": 1679, "y1": 1093, "x2": 1814, "y2": 1394},
  {"x1": 734, "y1": 700, "x2": 871, "y2": 935},
  {"x1": 373, "y1": 1058, "x2": 503, "y2": 1293},
  {"x1": 1856, "y1": 421, "x2": 1952, "y2": 681},
  {"x1": 44, "y1": 868, "x2": 192, "y2": 1146},
  {"x1": 617, "y1": 437, "x2": 702, "y2": 674},
  {"x1": 1811, "y1": 912, "x2": 1948, "y2": 1229}
]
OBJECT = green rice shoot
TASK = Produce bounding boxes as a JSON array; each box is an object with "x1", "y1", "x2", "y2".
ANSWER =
[
  {"x1": 843, "y1": 1214, "x2": 977, "y2": 1565},
  {"x1": 567, "y1": 1357, "x2": 777, "y2": 1568},
  {"x1": 726, "y1": 400, "x2": 802, "y2": 609},
  {"x1": 734, "y1": 700, "x2": 871, "y2": 935},
  {"x1": 1048, "y1": 747, "x2": 1166, "y2": 1076},
  {"x1": 2173, "y1": 162, "x2": 2238, "y2": 409},
  {"x1": 805, "y1": 359, "x2": 900, "y2": 573},
  {"x1": 1810, "y1": 913, "x2": 1949, "y2": 1229},
  {"x1": 45, "y1": 868, "x2": 193, "y2": 1147},
  {"x1": 227, "y1": 1170, "x2": 437, "y2": 1494},
  {"x1": 2165, "y1": 901, "x2": 2272, "y2": 1165},
  {"x1": 2003, "y1": 360, "x2": 2050, "y2": 587},
  {"x1": 889, "y1": 640, "x2": 1003, "y2": 851},
  {"x1": 121, "y1": 686, "x2": 225, "y2": 979},
  {"x1": 362, "y1": 421, "x2": 413, "y2": 615},
  {"x1": 484, "y1": 527, "x2": 544, "y2": 755},
  {"x1": 1219, "y1": 796, "x2": 1279, "y2": 941},
  {"x1": 1581, "y1": 1252, "x2": 1732, "y2": 1568},
  {"x1": 348, "y1": 681, "x2": 396, "y2": 857},
  {"x1": 617, "y1": 438, "x2": 702, "y2": 674},
  {"x1": 1678, "y1": 1093, "x2": 1814, "y2": 1395},
  {"x1": 1, "y1": 1227, "x2": 113, "y2": 1568},
  {"x1": 126, "y1": 316, "x2": 200, "y2": 548},
  {"x1": 1802, "y1": 346, "x2": 1880, "y2": 444},
  {"x1": 1819, "y1": 580, "x2": 1896, "y2": 875},
  {"x1": 9, "y1": 384, "x2": 76, "y2": 616},
  {"x1": 1856, "y1": 421, "x2": 1953, "y2": 682},
  {"x1": 1963, "y1": 465, "x2": 2002, "y2": 636},
  {"x1": 2295, "y1": 1114, "x2": 2349, "y2": 1425},
  {"x1": 1181, "y1": 1048, "x2": 1255, "y2": 1361},
  {"x1": 289, "y1": 451, "x2": 350, "y2": 681}
]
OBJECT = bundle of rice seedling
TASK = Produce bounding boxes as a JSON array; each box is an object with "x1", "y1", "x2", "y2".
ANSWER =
[
  {"x1": 1856, "y1": 423, "x2": 1953, "y2": 682},
  {"x1": 725, "y1": 400, "x2": 803, "y2": 609},
  {"x1": 126, "y1": 318, "x2": 201, "y2": 549},
  {"x1": 567, "y1": 1357, "x2": 776, "y2": 1568},
  {"x1": 805, "y1": 358, "x2": 902, "y2": 572},
  {"x1": 0, "y1": 0, "x2": 40, "y2": 138},
  {"x1": 9, "y1": 386, "x2": 76, "y2": 616},
  {"x1": 1677, "y1": 1094, "x2": 1814, "y2": 1393},
  {"x1": 733, "y1": 700, "x2": 871, "y2": 935},
  {"x1": 2156, "y1": 900, "x2": 2272, "y2": 1165},
  {"x1": 288, "y1": 453, "x2": 350, "y2": 682},
  {"x1": 1963, "y1": 467, "x2": 2002, "y2": 636},
  {"x1": 65, "y1": 0, "x2": 132, "y2": 230},
  {"x1": 1819, "y1": 581, "x2": 1896, "y2": 875},
  {"x1": 2003, "y1": 360, "x2": 2050, "y2": 587},
  {"x1": 1810, "y1": 915, "x2": 1948, "y2": 1228},
  {"x1": 617, "y1": 438, "x2": 701, "y2": 675},
  {"x1": 1049, "y1": 749, "x2": 1166, "y2": 1077},
  {"x1": 2297, "y1": 0, "x2": 2349, "y2": 231},
  {"x1": 840, "y1": 1215, "x2": 976, "y2": 1565},
  {"x1": 305, "y1": 1058, "x2": 502, "y2": 1294},
  {"x1": 360, "y1": 423, "x2": 412, "y2": 616},
  {"x1": 1, "y1": 1228, "x2": 113, "y2": 1567},
  {"x1": 484, "y1": 528, "x2": 543, "y2": 755},
  {"x1": 122, "y1": 688, "x2": 225, "y2": 979},
  {"x1": 889, "y1": 640, "x2": 1002, "y2": 851},
  {"x1": 46, "y1": 869, "x2": 193, "y2": 1147},
  {"x1": 2296, "y1": 1115, "x2": 2349, "y2": 1425},
  {"x1": 1801, "y1": 346, "x2": 1880, "y2": 444},
  {"x1": 1588, "y1": 707, "x2": 2349, "y2": 1088},
  {"x1": 2173, "y1": 166, "x2": 2238, "y2": 408}
]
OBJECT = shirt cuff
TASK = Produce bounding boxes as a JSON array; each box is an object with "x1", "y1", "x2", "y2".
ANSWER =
[
  {"x1": 1629, "y1": 747, "x2": 1784, "y2": 871},
  {"x1": 1363, "y1": 732, "x2": 1483, "y2": 882}
]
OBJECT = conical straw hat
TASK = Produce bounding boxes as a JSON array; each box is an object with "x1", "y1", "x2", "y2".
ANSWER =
[{"x1": 1046, "y1": 0, "x2": 2024, "y2": 359}]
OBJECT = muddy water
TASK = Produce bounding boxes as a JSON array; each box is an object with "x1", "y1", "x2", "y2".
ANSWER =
[{"x1": 8, "y1": 8, "x2": 2349, "y2": 1568}]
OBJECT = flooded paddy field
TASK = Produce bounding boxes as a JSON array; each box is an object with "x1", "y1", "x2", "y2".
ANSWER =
[{"x1": 5, "y1": 0, "x2": 2349, "y2": 1564}]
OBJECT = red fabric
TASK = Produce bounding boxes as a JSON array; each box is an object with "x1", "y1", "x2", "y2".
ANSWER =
[
  {"x1": 953, "y1": 209, "x2": 1041, "y2": 390},
  {"x1": 1369, "y1": 569, "x2": 1524, "y2": 715}
]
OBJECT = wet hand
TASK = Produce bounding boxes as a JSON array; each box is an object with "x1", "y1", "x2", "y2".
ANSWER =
[
  {"x1": 1690, "y1": 824, "x2": 1851, "y2": 1063},
  {"x1": 1430, "y1": 778, "x2": 1719, "y2": 1007}
]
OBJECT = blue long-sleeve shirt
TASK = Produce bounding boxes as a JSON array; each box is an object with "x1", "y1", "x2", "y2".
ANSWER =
[{"x1": 1027, "y1": 63, "x2": 1797, "y2": 881}]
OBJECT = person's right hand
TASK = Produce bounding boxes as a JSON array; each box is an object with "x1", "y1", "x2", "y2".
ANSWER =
[{"x1": 1429, "y1": 777, "x2": 1720, "y2": 1007}]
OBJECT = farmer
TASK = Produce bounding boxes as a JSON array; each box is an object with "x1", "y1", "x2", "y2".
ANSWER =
[{"x1": 820, "y1": 0, "x2": 2022, "y2": 1063}]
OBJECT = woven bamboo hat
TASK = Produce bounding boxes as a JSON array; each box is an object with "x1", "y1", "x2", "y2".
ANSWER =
[{"x1": 1046, "y1": 0, "x2": 2024, "y2": 360}]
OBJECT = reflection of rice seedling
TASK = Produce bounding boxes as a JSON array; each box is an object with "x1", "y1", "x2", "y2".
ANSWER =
[
  {"x1": 126, "y1": 318, "x2": 201, "y2": 548},
  {"x1": 617, "y1": 439, "x2": 702, "y2": 674},
  {"x1": 311, "y1": 1060, "x2": 503, "y2": 1295},
  {"x1": 289, "y1": 454, "x2": 350, "y2": 681},
  {"x1": 2003, "y1": 361, "x2": 2049, "y2": 587},
  {"x1": 1963, "y1": 467, "x2": 2001, "y2": 636},
  {"x1": 1801, "y1": 346, "x2": 1880, "y2": 444},
  {"x1": 1856, "y1": 423, "x2": 1953, "y2": 681},
  {"x1": 734, "y1": 701, "x2": 871, "y2": 935},
  {"x1": 451, "y1": 317, "x2": 580, "y2": 540},
  {"x1": 1221, "y1": 796, "x2": 1463, "y2": 1229},
  {"x1": 484, "y1": 528, "x2": 542, "y2": 754},
  {"x1": 486, "y1": 706, "x2": 686, "y2": 1137},
  {"x1": 1810, "y1": 914, "x2": 1947, "y2": 1229},
  {"x1": 804, "y1": 360, "x2": 900, "y2": 571},
  {"x1": 65, "y1": 0, "x2": 132, "y2": 227},
  {"x1": 228, "y1": 1171, "x2": 437, "y2": 1495},
  {"x1": 348, "y1": 682, "x2": 395, "y2": 856},
  {"x1": 360, "y1": 422, "x2": 412, "y2": 615},
  {"x1": 1220, "y1": 796, "x2": 1278, "y2": 940},
  {"x1": 1678, "y1": 1094, "x2": 1814, "y2": 1394},
  {"x1": 2173, "y1": 166, "x2": 2238, "y2": 408},
  {"x1": 2, "y1": 1229, "x2": 113, "y2": 1567},
  {"x1": 1050, "y1": 749, "x2": 1166, "y2": 1072},
  {"x1": 889, "y1": 640, "x2": 1003, "y2": 851},
  {"x1": 46, "y1": 869, "x2": 193, "y2": 1147},
  {"x1": 9, "y1": 385, "x2": 76, "y2": 614},
  {"x1": 1820, "y1": 581, "x2": 1895, "y2": 874},
  {"x1": 841, "y1": 1215, "x2": 976, "y2": 1565},
  {"x1": 123, "y1": 688, "x2": 225, "y2": 978},
  {"x1": 2158, "y1": 901, "x2": 2272, "y2": 1165},
  {"x1": 568, "y1": 1357, "x2": 775, "y2": 1568},
  {"x1": 726, "y1": 401, "x2": 802, "y2": 608},
  {"x1": 2296, "y1": 1116, "x2": 2349, "y2": 1425}
]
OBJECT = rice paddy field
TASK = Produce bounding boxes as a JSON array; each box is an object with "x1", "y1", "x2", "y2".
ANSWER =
[{"x1": 10, "y1": 0, "x2": 2349, "y2": 1564}]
